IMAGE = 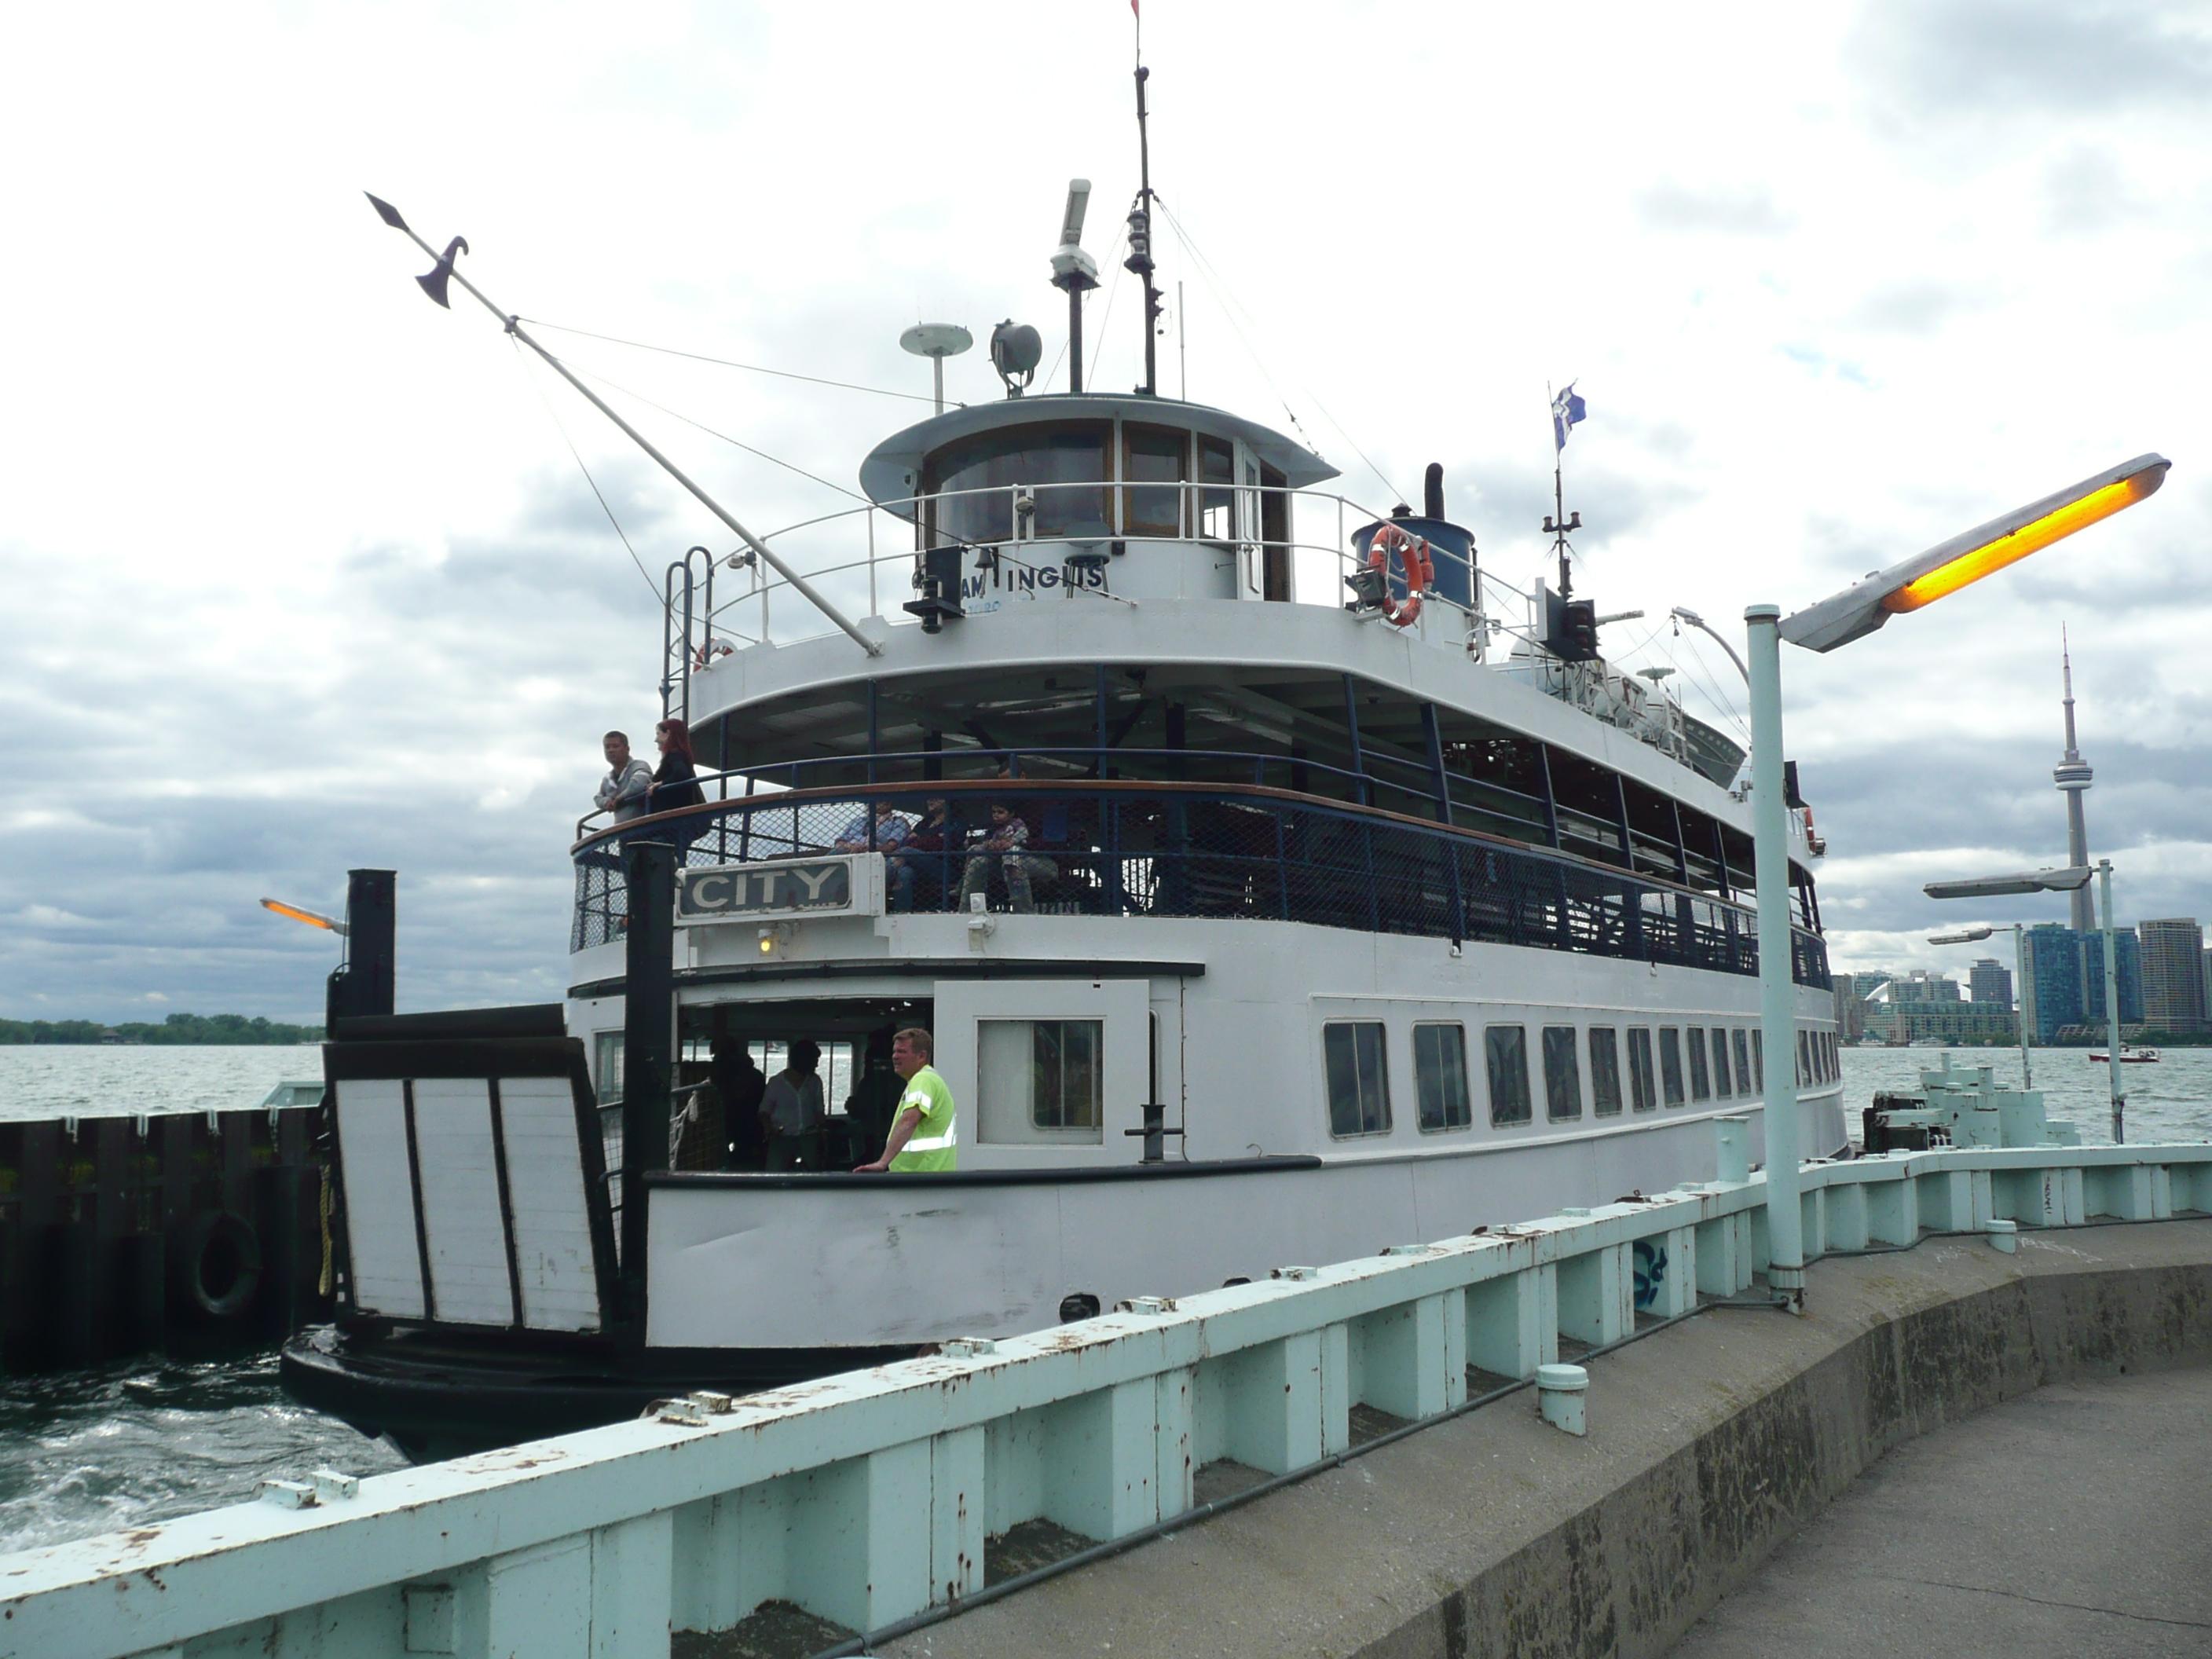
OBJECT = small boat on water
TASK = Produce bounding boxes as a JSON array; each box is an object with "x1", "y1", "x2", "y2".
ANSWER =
[{"x1": 2090, "y1": 1046, "x2": 2160, "y2": 1064}]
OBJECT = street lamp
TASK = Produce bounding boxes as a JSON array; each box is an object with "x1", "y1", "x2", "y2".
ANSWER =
[
  {"x1": 1924, "y1": 863, "x2": 2127, "y2": 1141},
  {"x1": 1747, "y1": 453, "x2": 2166, "y2": 1311},
  {"x1": 1925, "y1": 923, "x2": 2034, "y2": 1088}
]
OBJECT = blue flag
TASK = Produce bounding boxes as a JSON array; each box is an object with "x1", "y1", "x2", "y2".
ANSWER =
[{"x1": 1552, "y1": 383, "x2": 1588, "y2": 451}]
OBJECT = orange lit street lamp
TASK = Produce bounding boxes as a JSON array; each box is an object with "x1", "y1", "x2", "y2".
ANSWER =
[{"x1": 1747, "y1": 452, "x2": 2169, "y2": 1311}]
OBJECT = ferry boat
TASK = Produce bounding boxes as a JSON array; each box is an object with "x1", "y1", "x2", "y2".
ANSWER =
[
  {"x1": 2090, "y1": 1046, "x2": 2160, "y2": 1064},
  {"x1": 283, "y1": 73, "x2": 1845, "y2": 1459}
]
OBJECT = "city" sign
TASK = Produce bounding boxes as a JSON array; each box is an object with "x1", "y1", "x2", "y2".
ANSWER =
[{"x1": 676, "y1": 859, "x2": 862, "y2": 924}]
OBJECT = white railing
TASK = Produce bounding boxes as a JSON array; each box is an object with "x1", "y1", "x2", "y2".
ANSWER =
[
  {"x1": 13, "y1": 1130, "x2": 2206, "y2": 1659},
  {"x1": 683, "y1": 481, "x2": 1545, "y2": 659}
]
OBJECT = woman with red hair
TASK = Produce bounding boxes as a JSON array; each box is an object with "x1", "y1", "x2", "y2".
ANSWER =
[{"x1": 650, "y1": 717, "x2": 707, "y2": 845}]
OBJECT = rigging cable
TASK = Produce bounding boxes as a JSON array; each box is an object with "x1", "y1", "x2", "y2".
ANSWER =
[
  {"x1": 517, "y1": 318, "x2": 950, "y2": 406},
  {"x1": 507, "y1": 337, "x2": 666, "y2": 611},
  {"x1": 1154, "y1": 196, "x2": 1408, "y2": 508}
]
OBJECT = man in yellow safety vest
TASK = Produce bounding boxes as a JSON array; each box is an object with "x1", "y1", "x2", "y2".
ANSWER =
[{"x1": 854, "y1": 1026, "x2": 958, "y2": 1173}]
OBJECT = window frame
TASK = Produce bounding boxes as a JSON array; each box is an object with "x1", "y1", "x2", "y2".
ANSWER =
[
  {"x1": 1542, "y1": 1024, "x2": 1584, "y2": 1122},
  {"x1": 1322, "y1": 1020, "x2": 1393, "y2": 1139},
  {"x1": 1627, "y1": 1027, "x2": 1657, "y2": 1113},
  {"x1": 1686, "y1": 1024, "x2": 1712, "y2": 1102},
  {"x1": 1412, "y1": 1020, "x2": 1474, "y2": 1134},
  {"x1": 1711, "y1": 1026, "x2": 1733, "y2": 1097},
  {"x1": 1732, "y1": 1028, "x2": 1752, "y2": 1097},
  {"x1": 1659, "y1": 1026, "x2": 1686, "y2": 1108},
  {"x1": 1588, "y1": 1026, "x2": 1624, "y2": 1118},
  {"x1": 1484, "y1": 1024, "x2": 1533, "y2": 1128}
]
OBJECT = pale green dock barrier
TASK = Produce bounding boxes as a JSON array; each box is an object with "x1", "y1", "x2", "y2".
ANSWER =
[{"x1": 5, "y1": 1133, "x2": 2210, "y2": 1659}]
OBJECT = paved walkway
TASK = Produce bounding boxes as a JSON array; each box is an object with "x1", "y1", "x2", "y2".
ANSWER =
[{"x1": 1670, "y1": 1367, "x2": 2212, "y2": 1658}]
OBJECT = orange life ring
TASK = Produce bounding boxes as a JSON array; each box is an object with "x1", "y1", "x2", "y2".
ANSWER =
[{"x1": 1367, "y1": 523, "x2": 1434, "y2": 628}]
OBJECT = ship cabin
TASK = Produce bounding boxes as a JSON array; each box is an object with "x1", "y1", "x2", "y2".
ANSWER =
[{"x1": 567, "y1": 388, "x2": 1843, "y2": 1185}]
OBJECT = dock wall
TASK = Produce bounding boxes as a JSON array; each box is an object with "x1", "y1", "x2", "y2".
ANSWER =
[
  {"x1": 903, "y1": 1218, "x2": 2212, "y2": 1659},
  {"x1": 0, "y1": 1106, "x2": 330, "y2": 1371},
  {"x1": 2, "y1": 1138, "x2": 2207, "y2": 1659}
]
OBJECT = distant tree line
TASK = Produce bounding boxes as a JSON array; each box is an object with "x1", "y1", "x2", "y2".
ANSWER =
[{"x1": 0, "y1": 1012, "x2": 324, "y2": 1046}]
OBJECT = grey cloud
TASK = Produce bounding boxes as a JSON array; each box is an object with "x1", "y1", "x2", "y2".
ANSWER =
[
  {"x1": 1846, "y1": 281, "x2": 1983, "y2": 335},
  {"x1": 1853, "y1": 0, "x2": 2212, "y2": 123},
  {"x1": 1634, "y1": 182, "x2": 1796, "y2": 236}
]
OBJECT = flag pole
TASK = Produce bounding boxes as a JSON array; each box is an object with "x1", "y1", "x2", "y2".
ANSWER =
[
  {"x1": 363, "y1": 193, "x2": 882, "y2": 658},
  {"x1": 1544, "y1": 383, "x2": 1582, "y2": 600}
]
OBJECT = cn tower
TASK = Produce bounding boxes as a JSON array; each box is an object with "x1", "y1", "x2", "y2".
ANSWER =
[{"x1": 2054, "y1": 628, "x2": 2096, "y2": 931}]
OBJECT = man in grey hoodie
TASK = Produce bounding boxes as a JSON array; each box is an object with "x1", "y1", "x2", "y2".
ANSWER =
[{"x1": 595, "y1": 731, "x2": 655, "y2": 823}]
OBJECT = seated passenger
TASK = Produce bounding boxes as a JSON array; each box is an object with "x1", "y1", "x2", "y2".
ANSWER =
[
  {"x1": 958, "y1": 802, "x2": 1055, "y2": 914},
  {"x1": 833, "y1": 800, "x2": 913, "y2": 855},
  {"x1": 887, "y1": 798, "x2": 951, "y2": 912}
]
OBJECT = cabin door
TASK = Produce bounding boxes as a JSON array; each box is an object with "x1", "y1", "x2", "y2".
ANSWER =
[
  {"x1": 1238, "y1": 453, "x2": 1264, "y2": 598},
  {"x1": 932, "y1": 978, "x2": 1152, "y2": 1163}
]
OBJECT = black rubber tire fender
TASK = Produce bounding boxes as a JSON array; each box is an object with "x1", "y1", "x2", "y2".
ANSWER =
[{"x1": 171, "y1": 1210, "x2": 264, "y2": 1321}]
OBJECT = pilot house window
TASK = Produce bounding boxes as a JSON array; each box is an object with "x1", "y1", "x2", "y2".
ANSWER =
[
  {"x1": 923, "y1": 423, "x2": 1111, "y2": 546},
  {"x1": 1324, "y1": 1021, "x2": 1391, "y2": 1137},
  {"x1": 1122, "y1": 424, "x2": 1189, "y2": 537}
]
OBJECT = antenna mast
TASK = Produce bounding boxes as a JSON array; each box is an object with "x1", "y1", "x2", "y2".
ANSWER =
[
  {"x1": 1543, "y1": 383, "x2": 1585, "y2": 600},
  {"x1": 1126, "y1": 10, "x2": 1163, "y2": 397}
]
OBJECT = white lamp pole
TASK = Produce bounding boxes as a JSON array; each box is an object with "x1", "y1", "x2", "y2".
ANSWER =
[
  {"x1": 1745, "y1": 604, "x2": 1806, "y2": 1307},
  {"x1": 2098, "y1": 859, "x2": 2125, "y2": 1142}
]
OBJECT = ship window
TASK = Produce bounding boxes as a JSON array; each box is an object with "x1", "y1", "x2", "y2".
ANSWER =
[
  {"x1": 1751, "y1": 1029, "x2": 1763, "y2": 1091},
  {"x1": 923, "y1": 423, "x2": 1112, "y2": 546},
  {"x1": 1197, "y1": 434, "x2": 1236, "y2": 542},
  {"x1": 1412, "y1": 1022, "x2": 1471, "y2": 1132},
  {"x1": 1627, "y1": 1028, "x2": 1657, "y2": 1113},
  {"x1": 1543, "y1": 1025, "x2": 1583, "y2": 1121},
  {"x1": 593, "y1": 1031, "x2": 624, "y2": 1105},
  {"x1": 1733, "y1": 1029, "x2": 1752, "y2": 1096},
  {"x1": 1588, "y1": 1027, "x2": 1624, "y2": 1117},
  {"x1": 1659, "y1": 1027, "x2": 1686, "y2": 1107},
  {"x1": 1686, "y1": 1026, "x2": 1712, "y2": 1102},
  {"x1": 1797, "y1": 1031, "x2": 1813, "y2": 1086},
  {"x1": 1324, "y1": 1021, "x2": 1391, "y2": 1137},
  {"x1": 1121, "y1": 423, "x2": 1189, "y2": 537},
  {"x1": 1485, "y1": 1024, "x2": 1533, "y2": 1127},
  {"x1": 977, "y1": 1018, "x2": 1104, "y2": 1142},
  {"x1": 1711, "y1": 1027, "x2": 1733, "y2": 1097}
]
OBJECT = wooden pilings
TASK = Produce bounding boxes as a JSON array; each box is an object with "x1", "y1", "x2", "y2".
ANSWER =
[{"x1": 0, "y1": 1105, "x2": 331, "y2": 1372}]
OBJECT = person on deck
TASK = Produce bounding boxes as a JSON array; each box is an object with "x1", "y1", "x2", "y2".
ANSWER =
[
  {"x1": 595, "y1": 731, "x2": 655, "y2": 824},
  {"x1": 958, "y1": 802, "x2": 1053, "y2": 914},
  {"x1": 885, "y1": 798, "x2": 950, "y2": 912},
  {"x1": 833, "y1": 800, "x2": 914, "y2": 856},
  {"x1": 650, "y1": 717, "x2": 709, "y2": 853},
  {"x1": 854, "y1": 1027, "x2": 957, "y2": 1173},
  {"x1": 760, "y1": 1038, "x2": 826, "y2": 1171}
]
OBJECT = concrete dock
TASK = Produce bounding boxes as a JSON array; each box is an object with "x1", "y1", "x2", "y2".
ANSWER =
[
  {"x1": 880, "y1": 1220, "x2": 2212, "y2": 1659},
  {"x1": 1669, "y1": 1365, "x2": 2212, "y2": 1657}
]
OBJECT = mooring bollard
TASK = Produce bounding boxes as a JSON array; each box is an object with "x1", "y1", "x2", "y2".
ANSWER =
[
  {"x1": 1715, "y1": 1115, "x2": 1751, "y2": 1185},
  {"x1": 1536, "y1": 1363, "x2": 1589, "y2": 1436},
  {"x1": 1985, "y1": 1218, "x2": 2018, "y2": 1254}
]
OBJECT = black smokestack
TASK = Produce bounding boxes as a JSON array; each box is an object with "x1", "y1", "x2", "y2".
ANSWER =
[{"x1": 1423, "y1": 462, "x2": 1445, "y2": 521}]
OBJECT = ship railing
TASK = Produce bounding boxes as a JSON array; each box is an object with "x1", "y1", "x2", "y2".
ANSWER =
[
  {"x1": 672, "y1": 479, "x2": 1546, "y2": 661},
  {"x1": 569, "y1": 774, "x2": 1829, "y2": 991},
  {"x1": 10, "y1": 1133, "x2": 2208, "y2": 1657}
]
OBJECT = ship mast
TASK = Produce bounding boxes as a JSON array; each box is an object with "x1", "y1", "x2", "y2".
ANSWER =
[{"x1": 1126, "y1": 10, "x2": 1164, "y2": 397}]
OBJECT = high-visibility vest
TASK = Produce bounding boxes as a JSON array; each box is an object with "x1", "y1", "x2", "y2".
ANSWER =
[{"x1": 888, "y1": 1065, "x2": 959, "y2": 1173}]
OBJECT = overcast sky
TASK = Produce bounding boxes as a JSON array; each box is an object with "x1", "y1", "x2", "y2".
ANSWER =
[{"x1": 2, "y1": 1, "x2": 2207, "y2": 1023}]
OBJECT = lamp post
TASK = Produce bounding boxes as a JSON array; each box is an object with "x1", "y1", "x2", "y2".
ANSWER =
[
  {"x1": 1926, "y1": 922, "x2": 2035, "y2": 1088},
  {"x1": 1923, "y1": 863, "x2": 2122, "y2": 1140},
  {"x1": 1747, "y1": 453, "x2": 2167, "y2": 1312}
]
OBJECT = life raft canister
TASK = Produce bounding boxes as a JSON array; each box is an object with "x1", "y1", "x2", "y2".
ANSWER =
[{"x1": 1367, "y1": 522, "x2": 1435, "y2": 628}]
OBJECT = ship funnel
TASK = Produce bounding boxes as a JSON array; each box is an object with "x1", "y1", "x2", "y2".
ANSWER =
[{"x1": 1424, "y1": 462, "x2": 1445, "y2": 521}]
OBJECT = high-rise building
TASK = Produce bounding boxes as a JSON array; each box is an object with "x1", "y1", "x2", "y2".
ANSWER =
[
  {"x1": 2137, "y1": 919, "x2": 2208, "y2": 1033},
  {"x1": 2024, "y1": 924, "x2": 2081, "y2": 1043},
  {"x1": 1851, "y1": 970, "x2": 1895, "y2": 999},
  {"x1": 2053, "y1": 632, "x2": 2097, "y2": 932},
  {"x1": 2081, "y1": 929, "x2": 2144, "y2": 1028},
  {"x1": 1969, "y1": 958, "x2": 2014, "y2": 1008}
]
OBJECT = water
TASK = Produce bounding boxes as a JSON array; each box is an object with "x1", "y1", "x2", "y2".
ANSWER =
[
  {"x1": 0, "y1": 1045, "x2": 2204, "y2": 1558},
  {"x1": 0, "y1": 1043, "x2": 323, "y2": 1120}
]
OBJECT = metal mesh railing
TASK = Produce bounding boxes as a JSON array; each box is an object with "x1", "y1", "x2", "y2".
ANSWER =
[{"x1": 572, "y1": 784, "x2": 1829, "y2": 990}]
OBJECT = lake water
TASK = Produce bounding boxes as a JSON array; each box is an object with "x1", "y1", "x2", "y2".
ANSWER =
[{"x1": 0, "y1": 1043, "x2": 2203, "y2": 1557}]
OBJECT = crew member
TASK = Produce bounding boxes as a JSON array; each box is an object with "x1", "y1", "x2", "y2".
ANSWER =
[{"x1": 855, "y1": 1026, "x2": 957, "y2": 1172}]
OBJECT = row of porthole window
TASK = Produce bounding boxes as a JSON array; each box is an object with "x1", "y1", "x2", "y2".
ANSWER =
[{"x1": 1324, "y1": 1016, "x2": 1837, "y2": 1140}]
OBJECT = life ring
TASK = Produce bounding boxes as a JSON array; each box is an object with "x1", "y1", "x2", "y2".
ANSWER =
[
  {"x1": 1367, "y1": 522, "x2": 1434, "y2": 628},
  {"x1": 170, "y1": 1210, "x2": 264, "y2": 1323}
]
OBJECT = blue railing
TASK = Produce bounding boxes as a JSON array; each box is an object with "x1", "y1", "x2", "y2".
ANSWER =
[{"x1": 573, "y1": 779, "x2": 1831, "y2": 991}]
